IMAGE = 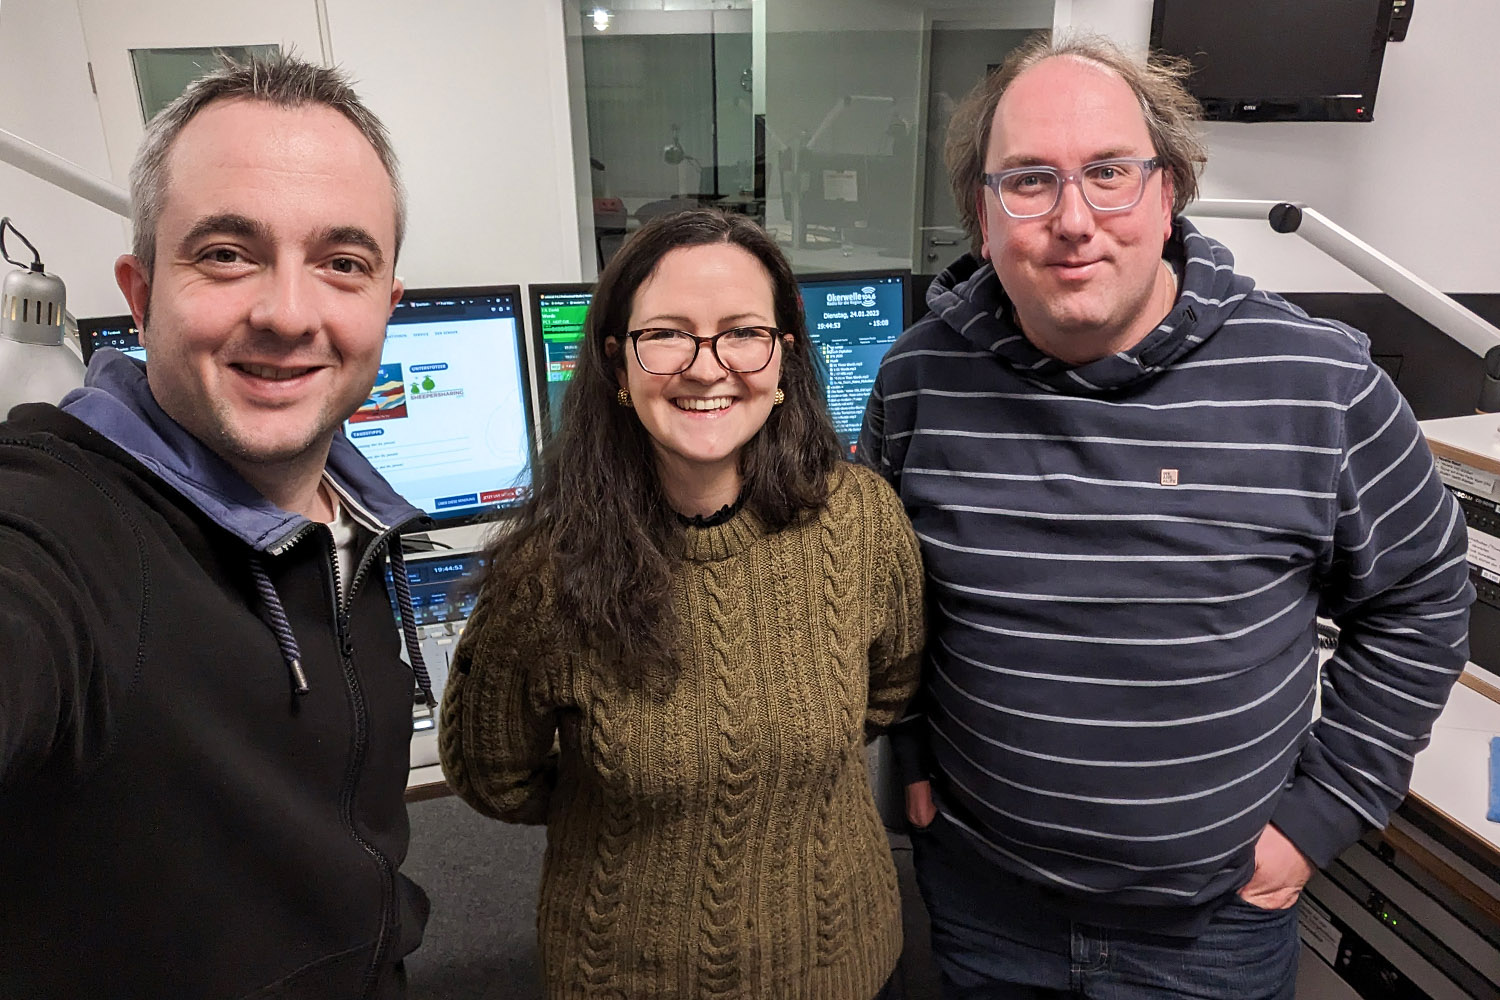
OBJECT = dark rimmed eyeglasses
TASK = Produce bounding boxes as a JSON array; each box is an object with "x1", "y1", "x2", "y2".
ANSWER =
[
  {"x1": 625, "y1": 325, "x2": 782, "y2": 376},
  {"x1": 982, "y1": 156, "x2": 1162, "y2": 219}
]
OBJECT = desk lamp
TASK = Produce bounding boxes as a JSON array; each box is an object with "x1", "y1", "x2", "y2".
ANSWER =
[
  {"x1": 0, "y1": 216, "x2": 84, "y2": 416},
  {"x1": 0, "y1": 126, "x2": 131, "y2": 417}
]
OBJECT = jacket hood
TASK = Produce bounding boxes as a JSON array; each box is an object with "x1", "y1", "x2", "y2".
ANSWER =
[
  {"x1": 60, "y1": 350, "x2": 425, "y2": 552},
  {"x1": 926, "y1": 218, "x2": 1256, "y2": 395},
  {"x1": 55, "y1": 350, "x2": 434, "y2": 704}
]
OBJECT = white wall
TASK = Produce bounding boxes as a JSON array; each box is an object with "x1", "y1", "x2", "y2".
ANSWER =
[
  {"x1": 1054, "y1": 0, "x2": 1150, "y2": 50},
  {"x1": 0, "y1": 1, "x2": 582, "y2": 318},
  {"x1": 1060, "y1": 0, "x2": 1499, "y2": 294},
  {"x1": 0, "y1": 0, "x2": 131, "y2": 318},
  {"x1": 323, "y1": 1, "x2": 581, "y2": 290}
]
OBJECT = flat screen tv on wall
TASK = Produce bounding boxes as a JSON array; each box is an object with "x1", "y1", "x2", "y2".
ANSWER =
[{"x1": 1150, "y1": 0, "x2": 1397, "y2": 123}]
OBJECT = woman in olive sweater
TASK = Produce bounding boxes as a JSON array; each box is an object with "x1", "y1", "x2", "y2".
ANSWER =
[{"x1": 439, "y1": 209, "x2": 923, "y2": 1000}]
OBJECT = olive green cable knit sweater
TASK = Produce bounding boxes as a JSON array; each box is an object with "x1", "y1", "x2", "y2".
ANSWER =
[{"x1": 440, "y1": 464, "x2": 925, "y2": 999}]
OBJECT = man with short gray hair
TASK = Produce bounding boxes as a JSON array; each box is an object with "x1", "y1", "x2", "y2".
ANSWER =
[
  {"x1": 0, "y1": 54, "x2": 431, "y2": 998},
  {"x1": 863, "y1": 34, "x2": 1472, "y2": 999}
]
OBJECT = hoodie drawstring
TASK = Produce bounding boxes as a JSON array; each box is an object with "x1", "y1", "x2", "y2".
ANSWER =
[
  {"x1": 251, "y1": 543, "x2": 436, "y2": 706},
  {"x1": 386, "y1": 544, "x2": 438, "y2": 709},
  {"x1": 251, "y1": 555, "x2": 310, "y2": 696}
]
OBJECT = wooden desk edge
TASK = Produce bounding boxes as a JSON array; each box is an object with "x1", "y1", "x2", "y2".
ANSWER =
[
  {"x1": 1459, "y1": 669, "x2": 1500, "y2": 707},
  {"x1": 406, "y1": 778, "x2": 453, "y2": 803},
  {"x1": 1427, "y1": 437, "x2": 1500, "y2": 479},
  {"x1": 405, "y1": 762, "x2": 453, "y2": 803}
]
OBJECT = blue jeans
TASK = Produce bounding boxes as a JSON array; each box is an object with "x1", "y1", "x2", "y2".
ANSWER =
[{"x1": 911, "y1": 813, "x2": 1299, "y2": 1000}]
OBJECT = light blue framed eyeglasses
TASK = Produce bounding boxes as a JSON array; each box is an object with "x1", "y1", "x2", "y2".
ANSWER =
[{"x1": 982, "y1": 156, "x2": 1163, "y2": 219}]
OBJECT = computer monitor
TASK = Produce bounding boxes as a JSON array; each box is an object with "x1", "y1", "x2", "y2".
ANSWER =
[
  {"x1": 528, "y1": 282, "x2": 594, "y2": 435},
  {"x1": 344, "y1": 285, "x2": 537, "y2": 526},
  {"x1": 797, "y1": 270, "x2": 909, "y2": 456},
  {"x1": 77, "y1": 315, "x2": 144, "y2": 363}
]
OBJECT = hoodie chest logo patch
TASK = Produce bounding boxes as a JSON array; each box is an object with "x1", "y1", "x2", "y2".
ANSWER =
[{"x1": 1160, "y1": 469, "x2": 1179, "y2": 486}]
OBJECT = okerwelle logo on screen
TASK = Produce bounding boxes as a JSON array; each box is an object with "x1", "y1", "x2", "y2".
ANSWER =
[{"x1": 824, "y1": 286, "x2": 879, "y2": 310}]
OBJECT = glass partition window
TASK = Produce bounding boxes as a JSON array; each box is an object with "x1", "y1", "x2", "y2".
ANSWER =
[
  {"x1": 130, "y1": 45, "x2": 281, "y2": 122},
  {"x1": 763, "y1": 11, "x2": 922, "y2": 274},
  {"x1": 570, "y1": 3, "x2": 755, "y2": 272},
  {"x1": 564, "y1": 2, "x2": 1047, "y2": 278}
]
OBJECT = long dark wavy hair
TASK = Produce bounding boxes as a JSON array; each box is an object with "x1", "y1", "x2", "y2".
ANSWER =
[{"x1": 483, "y1": 209, "x2": 841, "y2": 675}]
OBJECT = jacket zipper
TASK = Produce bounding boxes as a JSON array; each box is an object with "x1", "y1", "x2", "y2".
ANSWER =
[
  {"x1": 326, "y1": 527, "x2": 402, "y2": 998},
  {"x1": 268, "y1": 520, "x2": 317, "y2": 558}
]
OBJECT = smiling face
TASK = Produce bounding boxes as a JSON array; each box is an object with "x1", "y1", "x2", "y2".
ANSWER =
[
  {"x1": 615, "y1": 242, "x2": 785, "y2": 511},
  {"x1": 115, "y1": 97, "x2": 403, "y2": 490},
  {"x1": 980, "y1": 56, "x2": 1176, "y2": 364}
]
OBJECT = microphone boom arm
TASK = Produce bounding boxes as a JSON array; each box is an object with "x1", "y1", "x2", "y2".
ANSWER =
[
  {"x1": 0, "y1": 127, "x2": 131, "y2": 219},
  {"x1": 1189, "y1": 199, "x2": 1500, "y2": 358}
]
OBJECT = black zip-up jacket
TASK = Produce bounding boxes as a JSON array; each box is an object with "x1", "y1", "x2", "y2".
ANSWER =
[{"x1": 0, "y1": 353, "x2": 433, "y2": 998}]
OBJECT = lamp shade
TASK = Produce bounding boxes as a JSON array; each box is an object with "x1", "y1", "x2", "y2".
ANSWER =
[{"x1": 0, "y1": 264, "x2": 85, "y2": 416}]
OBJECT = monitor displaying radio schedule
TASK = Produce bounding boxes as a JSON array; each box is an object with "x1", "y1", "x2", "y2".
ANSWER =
[
  {"x1": 528, "y1": 282, "x2": 594, "y2": 434},
  {"x1": 797, "y1": 270, "x2": 908, "y2": 456},
  {"x1": 343, "y1": 286, "x2": 536, "y2": 525}
]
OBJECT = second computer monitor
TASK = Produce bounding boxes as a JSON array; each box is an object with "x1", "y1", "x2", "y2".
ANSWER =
[
  {"x1": 343, "y1": 285, "x2": 536, "y2": 526},
  {"x1": 797, "y1": 270, "x2": 909, "y2": 457},
  {"x1": 77, "y1": 315, "x2": 145, "y2": 363},
  {"x1": 529, "y1": 282, "x2": 595, "y2": 435}
]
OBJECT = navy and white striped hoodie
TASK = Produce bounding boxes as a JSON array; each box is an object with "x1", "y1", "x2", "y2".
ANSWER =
[{"x1": 860, "y1": 219, "x2": 1473, "y2": 934}]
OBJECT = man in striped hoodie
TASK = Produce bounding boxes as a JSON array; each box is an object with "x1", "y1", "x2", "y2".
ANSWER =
[{"x1": 861, "y1": 34, "x2": 1473, "y2": 1000}]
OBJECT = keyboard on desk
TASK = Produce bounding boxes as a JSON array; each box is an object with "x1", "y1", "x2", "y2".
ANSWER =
[{"x1": 386, "y1": 548, "x2": 488, "y2": 733}]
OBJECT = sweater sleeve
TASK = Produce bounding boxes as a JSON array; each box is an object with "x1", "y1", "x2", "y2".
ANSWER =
[
  {"x1": 863, "y1": 474, "x2": 925, "y2": 741},
  {"x1": 1270, "y1": 363, "x2": 1474, "y2": 868},
  {"x1": 438, "y1": 572, "x2": 562, "y2": 825}
]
